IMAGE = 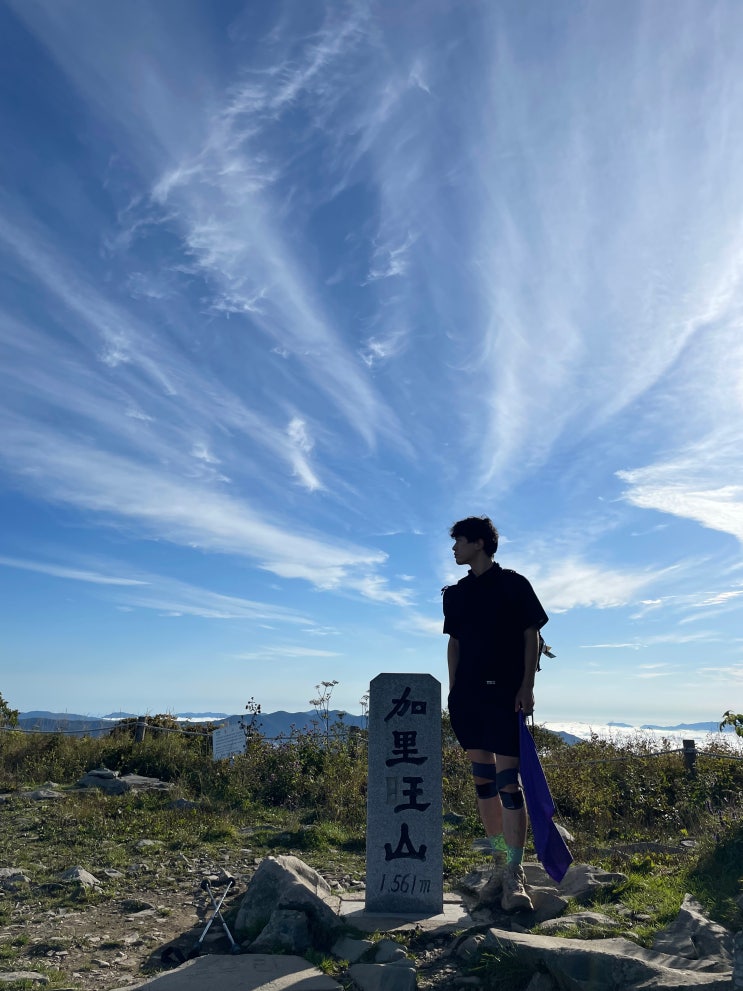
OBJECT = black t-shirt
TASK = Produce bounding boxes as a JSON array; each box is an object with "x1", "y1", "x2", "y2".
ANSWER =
[{"x1": 443, "y1": 563, "x2": 548, "y2": 697}]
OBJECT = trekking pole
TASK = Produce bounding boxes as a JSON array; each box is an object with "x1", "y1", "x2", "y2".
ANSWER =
[
  {"x1": 187, "y1": 878, "x2": 236, "y2": 958},
  {"x1": 200, "y1": 878, "x2": 241, "y2": 954}
]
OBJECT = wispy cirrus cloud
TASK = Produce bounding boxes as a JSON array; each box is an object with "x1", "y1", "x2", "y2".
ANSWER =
[
  {"x1": 618, "y1": 435, "x2": 743, "y2": 545},
  {"x1": 526, "y1": 557, "x2": 666, "y2": 612},
  {"x1": 0, "y1": 209, "x2": 367, "y2": 505},
  {"x1": 286, "y1": 417, "x2": 322, "y2": 492},
  {"x1": 233, "y1": 645, "x2": 342, "y2": 661},
  {"x1": 0, "y1": 556, "x2": 148, "y2": 587},
  {"x1": 0, "y1": 553, "x2": 311, "y2": 624},
  {"x1": 0, "y1": 425, "x2": 390, "y2": 590}
]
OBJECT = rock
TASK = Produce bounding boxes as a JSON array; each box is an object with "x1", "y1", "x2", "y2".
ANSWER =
[
  {"x1": 557, "y1": 863, "x2": 627, "y2": 903},
  {"x1": 482, "y1": 928, "x2": 732, "y2": 989},
  {"x1": 0, "y1": 973, "x2": 49, "y2": 985},
  {"x1": 348, "y1": 962, "x2": 416, "y2": 991},
  {"x1": 248, "y1": 908, "x2": 311, "y2": 953},
  {"x1": 235, "y1": 855, "x2": 341, "y2": 951},
  {"x1": 77, "y1": 770, "x2": 174, "y2": 795},
  {"x1": 373, "y1": 938, "x2": 409, "y2": 963},
  {"x1": 536, "y1": 911, "x2": 624, "y2": 935},
  {"x1": 58, "y1": 866, "x2": 102, "y2": 888},
  {"x1": 108, "y1": 953, "x2": 342, "y2": 989},
  {"x1": 530, "y1": 888, "x2": 570, "y2": 925},
  {"x1": 0, "y1": 867, "x2": 31, "y2": 890},
  {"x1": 651, "y1": 894, "x2": 732, "y2": 969},
  {"x1": 451, "y1": 933, "x2": 486, "y2": 961},
  {"x1": 525, "y1": 973, "x2": 559, "y2": 991},
  {"x1": 331, "y1": 934, "x2": 374, "y2": 962},
  {"x1": 443, "y1": 812, "x2": 467, "y2": 826},
  {"x1": 555, "y1": 822, "x2": 575, "y2": 843},
  {"x1": 22, "y1": 788, "x2": 66, "y2": 801}
]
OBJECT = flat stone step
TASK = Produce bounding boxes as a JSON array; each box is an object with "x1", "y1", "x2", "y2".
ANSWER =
[{"x1": 109, "y1": 954, "x2": 341, "y2": 990}]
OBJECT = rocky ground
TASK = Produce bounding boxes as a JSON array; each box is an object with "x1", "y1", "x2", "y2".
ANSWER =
[
  {"x1": 2, "y1": 780, "x2": 472, "y2": 991},
  {"x1": 2, "y1": 777, "x2": 735, "y2": 991},
  {"x1": 3, "y1": 847, "x2": 472, "y2": 990}
]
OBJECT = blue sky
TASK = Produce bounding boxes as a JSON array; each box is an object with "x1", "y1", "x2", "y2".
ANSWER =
[{"x1": 1, "y1": 0, "x2": 742, "y2": 725}]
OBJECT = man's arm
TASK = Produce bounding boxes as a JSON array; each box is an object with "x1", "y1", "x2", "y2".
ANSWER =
[
  {"x1": 447, "y1": 636, "x2": 459, "y2": 692},
  {"x1": 514, "y1": 626, "x2": 540, "y2": 714}
]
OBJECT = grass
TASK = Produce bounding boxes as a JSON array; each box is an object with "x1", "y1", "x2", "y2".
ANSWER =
[{"x1": 466, "y1": 944, "x2": 534, "y2": 991}]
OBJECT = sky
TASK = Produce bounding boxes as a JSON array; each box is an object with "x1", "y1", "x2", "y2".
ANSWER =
[{"x1": 1, "y1": 0, "x2": 742, "y2": 726}]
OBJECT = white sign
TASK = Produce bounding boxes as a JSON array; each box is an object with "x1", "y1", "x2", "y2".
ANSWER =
[{"x1": 212, "y1": 722, "x2": 247, "y2": 761}]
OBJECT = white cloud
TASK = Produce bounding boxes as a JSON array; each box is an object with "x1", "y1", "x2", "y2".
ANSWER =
[
  {"x1": 580, "y1": 642, "x2": 643, "y2": 650},
  {"x1": 234, "y1": 645, "x2": 341, "y2": 660},
  {"x1": 618, "y1": 452, "x2": 743, "y2": 545},
  {"x1": 359, "y1": 330, "x2": 408, "y2": 368},
  {"x1": 286, "y1": 417, "x2": 322, "y2": 491},
  {"x1": 0, "y1": 424, "x2": 401, "y2": 599},
  {"x1": 0, "y1": 556, "x2": 148, "y2": 587},
  {"x1": 403, "y1": 612, "x2": 443, "y2": 636},
  {"x1": 530, "y1": 556, "x2": 664, "y2": 612},
  {"x1": 0, "y1": 554, "x2": 311, "y2": 623},
  {"x1": 365, "y1": 233, "x2": 417, "y2": 283}
]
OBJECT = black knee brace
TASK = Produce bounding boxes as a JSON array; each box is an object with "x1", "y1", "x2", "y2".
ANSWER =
[
  {"x1": 496, "y1": 767, "x2": 524, "y2": 810},
  {"x1": 471, "y1": 760, "x2": 499, "y2": 799}
]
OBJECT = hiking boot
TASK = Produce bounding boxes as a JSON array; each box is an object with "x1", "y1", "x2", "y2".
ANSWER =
[
  {"x1": 491, "y1": 848, "x2": 506, "y2": 868},
  {"x1": 501, "y1": 864, "x2": 533, "y2": 912}
]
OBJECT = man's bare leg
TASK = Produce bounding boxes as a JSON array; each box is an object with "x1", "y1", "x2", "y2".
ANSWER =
[
  {"x1": 494, "y1": 753, "x2": 527, "y2": 862},
  {"x1": 467, "y1": 748, "x2": 506, "y2": 860},
  {"x1": 494, "y1": 752, "x2": 532, "y2": 911}
]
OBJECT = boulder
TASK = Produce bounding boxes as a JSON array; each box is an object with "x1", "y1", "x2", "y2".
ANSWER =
[
  {"x1": 58, "y1": 866, "x2": 102, "y2": 889},
  {"x1": 651, "y1": 894, "x2": 732, "y2": 969},
  {"x1": 536, "y1": 911, "x2": 624, "y2": 936},
  {"x1": 557, "y1": 863, "x2": 628, "y2": 903},
  {"x1": 0, "y1": 973, "x2": 49, "y2": 985},
  {"x1": 235, "y1": 855, "x2": 341, "y2": 951},
  {"x1": 348, "y1": 962, "x2": 416, "y2": 991},
  {"x1": 331, "y1": 935, "x2": 374, "y2": 963},
  {"x1": 0, "y1": 867, "x2": 31, "y2": 891},
  {"x1": 248, "y1": 908, "x2": 311, "y2": 954},
  {"x1": 108, "y1": 953, "x2": 341, "y2": 989},
  {"x1": 21, "y1": 788, "x2": 66, "y2": 801},
  {"x1": 77, "y1": 769, "x2": 173, "y2": 795},
  {"x1": 482, "y1": 929, "x2": 732, "y2": 990}
]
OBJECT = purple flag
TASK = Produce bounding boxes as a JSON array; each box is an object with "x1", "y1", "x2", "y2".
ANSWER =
[{"x1": 518, "y1": 712, "x2": 573, "y2": 883}]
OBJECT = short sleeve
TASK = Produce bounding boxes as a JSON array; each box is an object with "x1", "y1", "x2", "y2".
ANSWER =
[
  {"x1": 509, "y1": 573, "x2": 549, "y2": 633},
  {"x1": 442, "y1": 585, "x2": 460, "y2": 638}
]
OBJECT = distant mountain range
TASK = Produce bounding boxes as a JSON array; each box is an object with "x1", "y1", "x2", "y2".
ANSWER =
[
  {"x1": 609, "y1": 720, "x2": 730, "y2": 733},
  {"x1": 15, "y1": 709, "x2": 366, "y2": 738},
  {"x1": 14, "y1": 711, "x2": 731, "y2": 743}
]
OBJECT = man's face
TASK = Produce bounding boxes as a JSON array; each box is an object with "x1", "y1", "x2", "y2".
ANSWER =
[{"x1": 452, "y1": 534, "x2": 483, "y2": 566}]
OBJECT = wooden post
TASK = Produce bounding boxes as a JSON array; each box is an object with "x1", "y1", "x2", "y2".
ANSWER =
[
  {"x1": 682, "y1": 739, "x2": 697, "y2": 778},
  {"x1": 134, "y1": 716, "x2": 147, "y2": 743}
]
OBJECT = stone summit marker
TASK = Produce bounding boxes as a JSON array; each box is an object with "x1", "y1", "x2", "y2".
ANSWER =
[{"x1": 365, "y1": 673, "x2": 443, "y2": 915}]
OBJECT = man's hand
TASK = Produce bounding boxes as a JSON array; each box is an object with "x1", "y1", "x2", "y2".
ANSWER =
[{"x1": 515, "y1": 683, "x2": 534, "y2": 716}]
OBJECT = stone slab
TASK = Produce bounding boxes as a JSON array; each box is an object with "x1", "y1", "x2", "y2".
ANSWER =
[
  {"x1": 109, "y1": 954, "x2": 341, "y2": 990},
  {"x1": 340, "y1": 892, "x2": 474, "y2": 933},
  {"x1": 366, "y1": 673, "x2": 443, "y2": 914}
]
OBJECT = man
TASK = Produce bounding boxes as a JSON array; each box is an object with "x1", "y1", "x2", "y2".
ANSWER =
[{"x1": 443, "y1": 516, "x2": 548, "y2": 912}]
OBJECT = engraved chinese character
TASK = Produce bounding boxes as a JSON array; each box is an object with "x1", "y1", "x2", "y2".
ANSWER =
[
  {"x1": 394, "y1": 776, "x2": 431, "y2": 814},
  {"x1": 384, "y1": 686, "x2": 427, "y2": 721},
  {"x1": 384, "y1": 822, "x2": 427, "y2": 861},
  {"x1": 386, "y1": 729, "x2": 427, "y2": 766}
]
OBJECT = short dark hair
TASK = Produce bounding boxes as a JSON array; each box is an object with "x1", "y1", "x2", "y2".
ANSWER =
[{"x1": 449, "y1": 516, "x2": 499, "y2": 556}]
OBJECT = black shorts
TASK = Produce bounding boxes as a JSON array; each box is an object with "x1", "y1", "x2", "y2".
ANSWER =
[{"x1": 448, "y1": 685, "x2": 520, "y2": 756}]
